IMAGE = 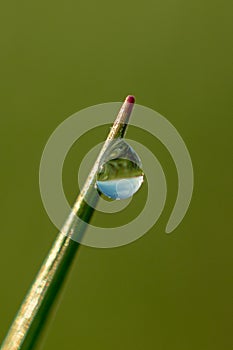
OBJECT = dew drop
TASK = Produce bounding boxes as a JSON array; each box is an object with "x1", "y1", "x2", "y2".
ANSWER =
[{"x1": 96, "y1": 140, "x2": 144, "y2": 200}]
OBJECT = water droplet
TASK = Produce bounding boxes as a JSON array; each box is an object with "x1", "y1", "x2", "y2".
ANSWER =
[{"x1": 96, "y1": 140, "x2": 144, "y2": 200}]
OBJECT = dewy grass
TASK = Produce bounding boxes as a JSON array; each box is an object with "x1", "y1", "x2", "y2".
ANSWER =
[{"x1": 0, "y1": 95, "x2": 136, "y2": 350}]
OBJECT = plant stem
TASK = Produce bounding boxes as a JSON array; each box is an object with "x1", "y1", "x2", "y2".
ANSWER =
[{"x1": 0, "y1": 95, "x2": 135, "y2": 350}]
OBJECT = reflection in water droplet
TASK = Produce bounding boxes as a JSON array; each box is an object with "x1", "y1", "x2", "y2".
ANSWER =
[{"x1": 96, "y1": 140, "x2": 144, "y2": 200}]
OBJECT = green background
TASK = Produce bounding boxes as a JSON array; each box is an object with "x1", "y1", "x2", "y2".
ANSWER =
[{"x1": 0, "y1": 1, "x2": 232, "y2": 349}]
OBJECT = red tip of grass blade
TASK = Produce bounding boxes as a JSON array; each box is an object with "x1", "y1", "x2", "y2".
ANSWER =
[{"x1": 126, "y1": 95, "x2": 135, "y2": 104}]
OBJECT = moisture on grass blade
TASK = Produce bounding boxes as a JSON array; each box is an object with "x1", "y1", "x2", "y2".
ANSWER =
[{"x1": 96, "y1": 139, "x2": 144, "y2": 200}]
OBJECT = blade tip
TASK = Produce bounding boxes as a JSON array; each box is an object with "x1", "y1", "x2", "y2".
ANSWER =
[{"x1": 126, "y1": 95, "x2": 135, "y2": 104}]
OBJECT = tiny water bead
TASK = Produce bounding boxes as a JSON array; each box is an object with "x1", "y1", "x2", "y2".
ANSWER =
[
  {"x1": 96, "y1": 140, "x2": 144, "y2": 200},
  {"x1": 96, "y1": 159, "x2": 144, "y2": 200}
]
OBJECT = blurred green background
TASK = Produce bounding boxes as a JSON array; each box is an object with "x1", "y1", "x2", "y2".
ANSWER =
[{"x1": 0, "y1": 1, "x2": 232, "y2": 349}]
